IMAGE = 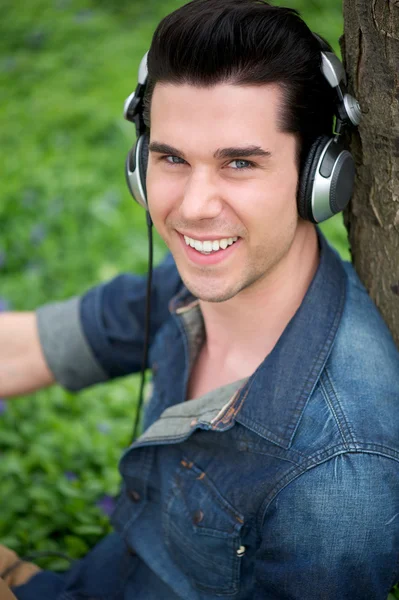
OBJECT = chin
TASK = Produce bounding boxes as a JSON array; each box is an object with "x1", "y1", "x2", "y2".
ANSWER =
[
  {"x1": 182, "y1": 276, "x2": 241, "y2": 304},
  {"x1": 197, "y1": 292, "x2": 234, "y2": 304}
]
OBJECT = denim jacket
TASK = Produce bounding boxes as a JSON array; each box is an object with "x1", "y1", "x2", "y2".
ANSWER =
[{"x1": 30, "y1": 233, "x2": 399, "y2": 600}]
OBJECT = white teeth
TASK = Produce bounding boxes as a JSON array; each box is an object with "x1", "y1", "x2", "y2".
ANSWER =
[{"x1": 183, "y1": 235, "x2": 238, "y2": 254}]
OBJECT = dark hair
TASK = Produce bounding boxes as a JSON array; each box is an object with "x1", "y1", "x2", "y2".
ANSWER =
[{"x1": 144, "y1": 0, "x2": 335, "y2": 171}]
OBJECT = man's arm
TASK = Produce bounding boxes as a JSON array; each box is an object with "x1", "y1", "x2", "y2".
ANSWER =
[
  {"x1": 0, "y1": 312, "x2": 54, "y2": 396},
  {"x1": 0, "y1": 252, "x2": 182, "y2": 397},
  {"x1": 0, "y1": 296, "x2": 109, "y2": 397},
  {"x1": 255, "y1": 452, "x2": 399, "y2": 599}
]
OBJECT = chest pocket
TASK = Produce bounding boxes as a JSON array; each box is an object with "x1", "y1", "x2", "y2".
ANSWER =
[{"x1": 163, "y1": 458, "x2": 244, "y2": 596}]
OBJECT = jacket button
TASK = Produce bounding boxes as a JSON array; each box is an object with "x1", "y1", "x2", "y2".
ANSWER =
[
  {"x1": 128, "y1": 490, "x2": 141, "y2": 502},
  {"x1": 193, "y1": 510, "x2": 204, "y2": 525}
]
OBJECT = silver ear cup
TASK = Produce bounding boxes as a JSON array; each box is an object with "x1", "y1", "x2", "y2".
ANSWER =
[
  {"x1": 125, "y1": 135, "x2": 148, "y2": 210},
  {"x1": 311, "y1": 139, "x2": 355, "y2": 223}
]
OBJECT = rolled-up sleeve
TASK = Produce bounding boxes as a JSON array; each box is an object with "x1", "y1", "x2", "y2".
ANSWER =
[
  {"x1": 255, "y1": 452, "x2": 399, "y2": 599},
  {"x1": 37, "y1": 295, "x2": 108, "y2": 391},
  {"x1": 36, "y1": 253, "x2": 181, "y2": 391}
]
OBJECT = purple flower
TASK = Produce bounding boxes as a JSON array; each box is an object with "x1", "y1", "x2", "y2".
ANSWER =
[
  {"x1": 75, "y1": 9, "x2": 94, "y2": 22},
  {"x1": 55, "y1": 0, "x2": 71, "y2": 10},
  {"x1": 97, "y1": 422, "x2": 111, "y2": 435},
  {"x1": 97, "y1": 495, "x2": 115, "y2": 516},
  {"x1": 1, "y1": 57, "x2": 17, "y2": 73},
  {"x1": 48, "y1": 197, "x2": 64, "y2": 217},
  {"x1": 0, "y1": 400, "x2": 6, "y2": 415},
  {"x1": 64, "y1": 471, "x2": 78, "y2": 482},
  {"x1": 22, "y1": 189, "x2": 38, "y2": 208},
  {"x1": 25, "y1": 260, "x2": 43, "y2": 275},
  {"x1": 30, "y1": 224, "x2": 47, "y2": 246}
]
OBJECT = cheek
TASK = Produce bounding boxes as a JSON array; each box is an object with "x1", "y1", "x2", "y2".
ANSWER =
[
  {"x1": 226, "y1": 171, "x2": 298, "y2": 229},
  {"x1": 146, "y1": 166, "x2": 179, "y2": 226}
]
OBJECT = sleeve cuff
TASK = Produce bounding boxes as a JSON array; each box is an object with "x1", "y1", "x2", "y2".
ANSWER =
[{"x1": 36, "y1": 296, "x2": 109, "y2": 391}]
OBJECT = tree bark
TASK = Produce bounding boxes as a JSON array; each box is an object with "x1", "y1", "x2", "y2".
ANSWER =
[{"x1": 342, "y1": 0, "x2": 399, "y2": 347}]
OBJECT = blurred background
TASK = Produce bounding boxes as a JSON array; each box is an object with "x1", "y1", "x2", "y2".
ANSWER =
[{"x1": 0, "y1": 0, "x2": 348, "y2": 570}]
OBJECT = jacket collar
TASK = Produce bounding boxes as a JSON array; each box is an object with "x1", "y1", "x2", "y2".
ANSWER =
[
  {"x1": 169, "y1": 232, "x2": 347, "y2": 450},
  {"x1": 234, "y1": 233, "x2": 347, "y2": 449}
]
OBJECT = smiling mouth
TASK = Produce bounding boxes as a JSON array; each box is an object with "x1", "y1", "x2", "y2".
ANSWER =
[{"x1": 183, "y1": 235, "x2": 239, "y2": 255}]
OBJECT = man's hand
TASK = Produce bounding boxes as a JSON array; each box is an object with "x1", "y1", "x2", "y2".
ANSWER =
[{"x1": 0, "y1": 544, "x2": 41, "y2": 588}]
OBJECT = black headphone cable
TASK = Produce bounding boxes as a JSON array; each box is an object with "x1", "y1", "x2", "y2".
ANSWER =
[{"x1": 131, "y1": 211, "x2": 153, "y2": 443}]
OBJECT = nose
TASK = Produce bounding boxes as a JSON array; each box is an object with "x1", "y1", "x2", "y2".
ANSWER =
[{"x1": 179, "y1": 169, "x2": 223, "y2": 222}]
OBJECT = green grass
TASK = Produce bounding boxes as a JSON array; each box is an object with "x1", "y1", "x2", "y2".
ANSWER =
[{"x1": 2, "y1": 1, "x2": 396, "y2": 597}]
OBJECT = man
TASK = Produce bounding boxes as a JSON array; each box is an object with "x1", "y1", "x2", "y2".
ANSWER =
[{"x1": 1, "y1": 0, "x2": 399, "y2": 598}]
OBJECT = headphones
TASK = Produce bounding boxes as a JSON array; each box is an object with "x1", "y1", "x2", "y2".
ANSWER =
[{"x1": 124, "y1": 37, "x2": 361, "y2": 224}]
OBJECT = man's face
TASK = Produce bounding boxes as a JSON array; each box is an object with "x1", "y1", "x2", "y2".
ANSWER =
[{"x1": 147, "y1": 82, "x2": 300, "y2": 303}]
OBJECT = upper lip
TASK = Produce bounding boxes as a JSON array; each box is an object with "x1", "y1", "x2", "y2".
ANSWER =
[{"x1": 178, "y1": 232, "x2": 239, "y2": 241}]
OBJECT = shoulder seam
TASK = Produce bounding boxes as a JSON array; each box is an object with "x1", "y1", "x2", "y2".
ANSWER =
[{"x1": 257, "y1": 447, "x2": 399, "y2": 532}]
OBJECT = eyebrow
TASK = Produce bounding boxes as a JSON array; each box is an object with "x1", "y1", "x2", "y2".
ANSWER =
[
  {"x1": 149, "y1": 141, "x2": 272, "y2": 160},
  {"x1": 214, "y1": 146, "x2": 272, "y2": 160}
]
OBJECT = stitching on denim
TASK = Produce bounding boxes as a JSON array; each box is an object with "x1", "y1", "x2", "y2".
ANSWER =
[
  {"x1": 319, "y1": 370, "x2": 355, "y2": 449},
  {"x1": 235, "y1": 262, "x2": 346, "y2": 450},
  {"x1": 236, "y1": 412, "x2": 307, "y2": 457},
  {"x1": 235, "y1": 442, "x2": 303, "y2": 466},
  {"x1": 256, "y1": 444, "x2": 347, "y2": 530},
  {"x1": 257, "y1": 448, "x2": 399, "y2": 532},
  {"x1": 117, "y1": 448, "x2": 155, "y2": 539},
  {"x1": 162, "y1": 461, "x2": 242, "y2": 595},
  {"x1": 325, "y1": 367, "x2": 357, "y2": 444},
  {"x1": 257, "y1": 452, "x2": 399, "y2": 596},
  {"x1": 286, "y1": 265, "x2": 347, "y2": 446}
]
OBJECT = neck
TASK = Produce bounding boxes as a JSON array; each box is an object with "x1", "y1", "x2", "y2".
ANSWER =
[{"x1": 198, "y1": 222, "x2": 319, "y2": 373}]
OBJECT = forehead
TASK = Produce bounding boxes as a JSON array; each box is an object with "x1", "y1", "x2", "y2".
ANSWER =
[{"x1": 149, "y1": 82, "x2": 287, "y2": 151}]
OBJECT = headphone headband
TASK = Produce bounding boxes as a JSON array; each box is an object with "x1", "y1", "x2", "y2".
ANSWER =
[
  {"x1": 123, "y1": 38, "x2": 361, "y2": 130},
  {"x1": 124, "y1": 33, "x2": 361, "y2": 222},
  {"x1": 320, "y1": 51, "x2": 361, "y2": 128},
  {"x1": 124, "y1": 53, "x2": 149, "y2": 136}
]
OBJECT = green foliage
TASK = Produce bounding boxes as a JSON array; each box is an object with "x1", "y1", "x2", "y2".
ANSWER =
[
  {"x1": 2, "y1": 1, "x2": 397, "y2": 598},
  {"x1": 0, "y1": 381, "x2": 138, "y2": 569}
]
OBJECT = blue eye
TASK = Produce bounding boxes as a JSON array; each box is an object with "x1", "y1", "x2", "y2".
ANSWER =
[
  {"x1": 230, "y1": 159, "x2": 254, "y2": 169},
  {"x1": 165, "y1": 155, "x2": 186, "y2": 165}
]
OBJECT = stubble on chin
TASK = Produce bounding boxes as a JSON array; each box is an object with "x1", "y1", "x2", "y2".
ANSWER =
[{"x1": 177, "y1": 260, "x2": 264, "y2": 304}]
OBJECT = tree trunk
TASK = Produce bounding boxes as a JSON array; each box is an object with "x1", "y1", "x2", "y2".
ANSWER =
[{"x1": 342, "y1": 0, "x2": 399, "y2": 347}]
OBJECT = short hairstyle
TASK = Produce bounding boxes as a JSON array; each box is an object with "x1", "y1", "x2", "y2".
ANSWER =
[{"x1": 143, "y1": 0, "x2": 336, "y2": 172}]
